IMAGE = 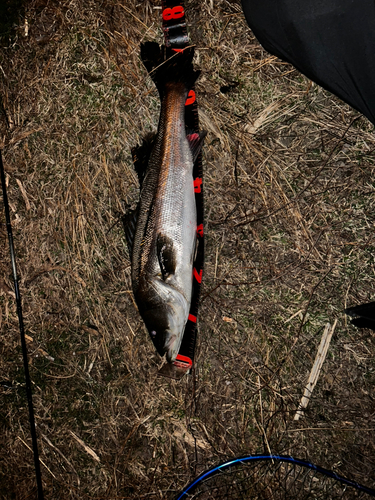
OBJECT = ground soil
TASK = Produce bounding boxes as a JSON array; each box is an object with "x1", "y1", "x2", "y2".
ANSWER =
[{"x1": 0, "y1": 1, "x2": 374, "y2": 499}]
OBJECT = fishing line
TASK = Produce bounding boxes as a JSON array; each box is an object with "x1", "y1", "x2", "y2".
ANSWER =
[
  {"x1": 175, "y1": 454, "x2": 375, "y2": 499},
  {"x1": 0, "y1": 150, "x2": 44, "y2": 499}
]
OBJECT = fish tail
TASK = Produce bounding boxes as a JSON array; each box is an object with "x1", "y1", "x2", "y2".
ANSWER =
[{"x1": 141, "y1": 42, "x2": 199, "y2": 96}]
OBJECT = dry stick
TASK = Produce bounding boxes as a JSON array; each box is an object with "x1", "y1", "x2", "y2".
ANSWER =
[
  {"x1": 41, "y1": 433, "x2": 80, "y2": 485},
  {"x1": 69, "y1": 431, "x2": 100, "y2": 463},
  {"x1": 17, "y1": 437, "x2": 56, "y2": 480},
  {"x1": 294, "y1": 320, "x2": 337, "y2": 421}
]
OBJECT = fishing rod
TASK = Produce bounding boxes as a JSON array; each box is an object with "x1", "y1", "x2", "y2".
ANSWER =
[{"x1": 0, "y1": 150, "x2": 44, "y2": 499}]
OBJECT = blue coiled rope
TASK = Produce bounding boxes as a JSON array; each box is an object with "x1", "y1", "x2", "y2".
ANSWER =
[{"x1": 175, "y1": 454, "x2": 375, "y2": 499}]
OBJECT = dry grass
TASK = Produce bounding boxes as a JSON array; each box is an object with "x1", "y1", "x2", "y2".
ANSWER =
[{"x1": 0, "y1": 0, "x2": 375, "y2": 498}]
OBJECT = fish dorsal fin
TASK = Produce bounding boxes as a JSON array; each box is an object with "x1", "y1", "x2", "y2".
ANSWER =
[
  {"x1": 187, "y1": 131, "x2": 207, "y2": 163},
  {"x1": 156, "y1": 234, "x2": 176, "y2": 280},
  {"x1": 131, "y1": 133, "x2": 156, "y2": 187},
  {"x1": 122, "y1": 207, "x2": 139, "y2": 255}
]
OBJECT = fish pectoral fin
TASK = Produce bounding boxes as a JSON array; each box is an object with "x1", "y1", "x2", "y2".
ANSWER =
[
  {"x1": 122, "y1": 206, "x2": 139, "y2": 255},
  {"x1": 187, "y1": 131, "x2": 207, "y2": 163},
  {"x1": 156, "y1": 234, "x2": 176, "y2": 280}
]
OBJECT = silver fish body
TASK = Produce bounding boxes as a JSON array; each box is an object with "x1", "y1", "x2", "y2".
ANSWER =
[{"x1": 126, "y1": 45, "x2": 204, "y2": 362}]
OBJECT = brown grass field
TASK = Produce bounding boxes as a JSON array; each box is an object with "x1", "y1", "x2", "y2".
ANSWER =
[{"x1": 1, "y1": 0, "x2": 375, "y2": 498}]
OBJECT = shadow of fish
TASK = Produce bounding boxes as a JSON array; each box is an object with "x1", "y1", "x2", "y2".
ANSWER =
[
  {"x1": 124, "y1": 42, "x2": 205, "y2": 363},
  {"x1": 345, "y1": 301, "x2": 375, "y2": 331}
]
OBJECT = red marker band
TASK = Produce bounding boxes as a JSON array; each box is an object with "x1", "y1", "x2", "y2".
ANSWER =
[
  {"x1": 197, "y1": 223, "x2": 204, "y2": 237},
  {"x1": 162, "y1": 5, "x2": 185, "y2": 21},
  {"x1": 174, "y1": 354, "x2": 193, "y2": 368},
  {"x1": 188, "y1": 314, "x2": 197, "y2": 323},
  {"x1": 185, "y1": 90, "x2": 196, "y2": 106},
  {"x1": 194, "y1": 177, "x2": 202, "y2": 193},
  {"x1": 193, "y1": 268, "x2": 203, "y2": 283}
]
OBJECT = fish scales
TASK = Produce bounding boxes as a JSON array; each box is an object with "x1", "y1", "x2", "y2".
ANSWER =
[
  {"x1": 133, "y1": 82, "x2": 195, "y2": 292},
  {"x1": 125, "y1": 43, "x2": 205, "y2": 363}
]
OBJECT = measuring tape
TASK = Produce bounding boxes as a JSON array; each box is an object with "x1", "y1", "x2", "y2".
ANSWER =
[{"x1": 158, "y1": 0, "x2": 204, "y2": 378}]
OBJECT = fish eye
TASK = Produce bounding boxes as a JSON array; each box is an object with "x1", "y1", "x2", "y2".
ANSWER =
[{"x1": 150, "y1": 330, "x2": 157, "y2": 337}]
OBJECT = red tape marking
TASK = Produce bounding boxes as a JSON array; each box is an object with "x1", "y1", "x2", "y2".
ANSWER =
[
  {"x1": 188, "y1": 314, "x2": 197, "y2": 323},
  {"x1": 194, "y1": 177, "x2": 202, "y2": 193},
  {"x1": 197, "y1": 223, "x2": 204, "y2": 237},
  {"x1": 193, "y1": 268, "x2": 203, "y2": 283},
  {"x1": 172, "y1": 48, "x2": 184, "y2": 53},
  {"x1": 174, "y1": 354, "x2": 193, "y2": 368},
  {"x1": 185, "y1": 90, "x2": 196, "y2": 106},
  {"x1": 163, "y1": 6, "x2": 185, "y2": 21}
]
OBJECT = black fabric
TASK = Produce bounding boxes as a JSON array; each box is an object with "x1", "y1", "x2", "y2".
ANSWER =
[{"x1": 241, "y1": 0, "x2": 375, "y2": 125}]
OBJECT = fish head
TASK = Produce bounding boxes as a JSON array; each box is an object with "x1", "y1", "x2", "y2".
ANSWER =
[{"x1": 138, "y1": 279, "x2": 189, "y2": 362}]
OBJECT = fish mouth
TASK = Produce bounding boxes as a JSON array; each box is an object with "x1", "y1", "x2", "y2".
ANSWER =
[
  {"x1": 149, "y1": 325, "x2": 181, "y2": 362},
  {"x1": 139, "y1": 278, "x2": 190, "y2": 362},
  {"x1": 164, "y1": 333, "x2": 179, "y2": 363}
]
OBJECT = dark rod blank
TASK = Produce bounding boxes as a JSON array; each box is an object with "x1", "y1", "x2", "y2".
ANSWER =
[{"x1": 0, "y1": 150, "x2": 44, "y2": 500}]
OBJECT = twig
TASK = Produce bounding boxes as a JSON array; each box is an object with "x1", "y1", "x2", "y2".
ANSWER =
[
  {"x1": 41, "y1": 433, "x2": 80, "y2": 486},
  {"x1": 288, "y1": 426, "x2": 375, "y2": 432},
  {"x1": 284, "y1": 309, "x2": 303, "y2": 324},
  {"x1": 117, "y1": 4, "x2": 149, "y2": 29},
  {"x1": 17, "y1": 436, "x2": 56, "y2": 480},
  {"x1": 69, "y1": 431, "x2": 100, "y2": 462},
  {"x1": 294, "y1": 320, "x2": 337, "y2": 421},
  {"x1": 16, "y1": 178, "x2": 31, "y2": 210},
  {"x1": 257, "y1": 376, "x2": 273, "y2": 456}
]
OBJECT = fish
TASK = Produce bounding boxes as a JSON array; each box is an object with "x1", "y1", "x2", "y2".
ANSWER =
[{"x1": 123, "y1": 42, "x2": 205, "y2": 363}]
